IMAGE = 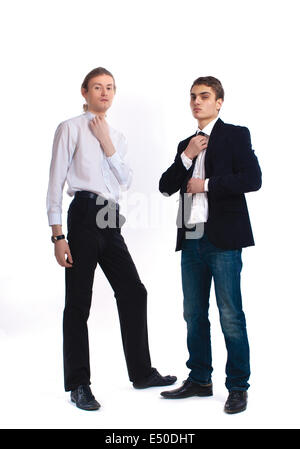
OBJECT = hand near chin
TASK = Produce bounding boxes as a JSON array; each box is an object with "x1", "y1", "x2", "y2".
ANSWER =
[
  {"x1": 184, "y1": 135, "x2": 208, "y2": 159},
  {"x1": 89, "y1": 115, "x2": 116, "y2": 157},
  {"x1": 89, "y1": 115, "x2": 110, "y2": 144}
]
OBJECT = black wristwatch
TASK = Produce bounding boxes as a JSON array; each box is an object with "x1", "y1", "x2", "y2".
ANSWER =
[{"x1": 51, "y1": 234, "x2": 65, "y2": 243}]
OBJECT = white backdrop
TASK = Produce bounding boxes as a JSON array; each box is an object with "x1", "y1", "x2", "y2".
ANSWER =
[{"x1": 0, "y1": 0, "x2": 299, "y2": 430}]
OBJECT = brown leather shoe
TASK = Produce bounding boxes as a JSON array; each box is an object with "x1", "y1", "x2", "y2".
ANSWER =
[{"x1": 160, "y1": 379, "x2": 213, "y2": 399}]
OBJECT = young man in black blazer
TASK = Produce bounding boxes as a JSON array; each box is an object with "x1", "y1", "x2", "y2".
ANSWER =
[{"x1": 159, "y1": 76, "x2": 261, "y2": 414}]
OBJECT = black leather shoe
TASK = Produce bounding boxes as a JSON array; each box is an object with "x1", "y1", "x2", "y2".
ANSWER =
[
  {"x1": 71, "y1": 385, "x2": 101, "y2": 411},
  {"x1": 133, "y1": 368, "x2": 177, "y2": 389},
  {"x1": 224, "y1": 390, "x2": 247, "y2": 414},
  {"x1": 160, "y1": 379, "x2": 213, "y2": 399}
]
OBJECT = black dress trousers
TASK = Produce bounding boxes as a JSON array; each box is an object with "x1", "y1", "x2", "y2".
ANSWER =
[{"x1": 63, "y1": 193, "x2": 152, "y2": 391}]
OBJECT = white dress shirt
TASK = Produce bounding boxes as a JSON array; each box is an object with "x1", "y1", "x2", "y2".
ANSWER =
[
  {"x1": 180, "y1": 117, "x2": 218, "y2": 224},
  {"x1": 46, "y1": 111, "x2": 133, "y2": 226}
]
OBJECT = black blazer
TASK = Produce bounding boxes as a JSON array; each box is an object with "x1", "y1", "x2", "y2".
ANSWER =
[{"x1": 159, "y1": 118, "x2": 262, "y2": 251}]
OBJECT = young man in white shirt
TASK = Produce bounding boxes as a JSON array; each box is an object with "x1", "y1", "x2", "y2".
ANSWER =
[{"x1": 47, "y1": 67, "x2": 176, "y2": 411}]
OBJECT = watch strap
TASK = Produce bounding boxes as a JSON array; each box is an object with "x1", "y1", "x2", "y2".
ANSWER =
[{"x1": 51, "y1": 234, "x2": 65, "y2": 243}]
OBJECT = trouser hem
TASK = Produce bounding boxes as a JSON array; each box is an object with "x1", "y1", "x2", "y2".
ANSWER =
[{"x1": 65, "y1": 380, "x2": 91, "y2": 392}]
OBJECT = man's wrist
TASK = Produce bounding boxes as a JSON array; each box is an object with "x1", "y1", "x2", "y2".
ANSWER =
[
  {"x1": 183, "y1": 149, "x2": 193, "y2": 160},
  {"x1": 181, "y1": 151, "x2": 193, "y2": 170},
  {"x1": 51, "y1": 224, "x2": 63, "y2": 237},
  {"x1": 100, "y1": 137, "x2": 116, "y2": 157}
]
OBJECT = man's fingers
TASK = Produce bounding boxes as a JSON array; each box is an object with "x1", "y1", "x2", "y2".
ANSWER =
[
  {"x1": 55, "y1": 255, "x2": 67, "y2": 267},
  {"x1": 66, "y1": 247, "x2": 73, "y2": 264},
  {"x1": 54, "y1": 243, "x2": 73, "y2": 268},
  {"x1": 57, "y1": 257, "x2": 73, "y2": 268},
  {"x1": 64, "y1": 247, "x2": 73, "y2": 267},
  {"x1": 186, "y1": 178, "x2": 205, "y2": 194},
  {"x1": 192, "y1": 136, "x2": 208, "y2": 151}
]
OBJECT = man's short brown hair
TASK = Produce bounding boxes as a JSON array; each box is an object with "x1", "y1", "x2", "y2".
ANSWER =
[
  {"x1": 190, "y1": 76, "x2": 224, "y2": 100},
  {"x1": 81, "y1": 67, "x2": 116, "y2": 92}
]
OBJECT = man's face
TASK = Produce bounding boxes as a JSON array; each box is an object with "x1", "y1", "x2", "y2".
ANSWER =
[
  {"x1": 81, "y1": 74, "x2": 115, "y2": 114},
  {"x1": 190, "y1": 84, "x2": 223, "y2": 124}
]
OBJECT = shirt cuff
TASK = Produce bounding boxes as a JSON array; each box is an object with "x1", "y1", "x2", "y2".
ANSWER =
[
  {"x1": 204, "y1": 178, "x2": 209, "y2": 192},
  {"x1": 48, "y1": 213, "x2": 62, "y2": 226},
  {"x1": 181, "y1": 152, "x2": 193, "y2": 170},
  {"x1": 106, "y1": 150, "x2": 122, "y2": 167}
]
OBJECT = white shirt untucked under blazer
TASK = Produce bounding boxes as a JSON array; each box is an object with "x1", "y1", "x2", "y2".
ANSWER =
[
  {"x1": 180, "y1": 117, "x2": 218, "y2": 225},
  {"x1": 46, "y1": 111, "x2": 133, "y2": 226}
]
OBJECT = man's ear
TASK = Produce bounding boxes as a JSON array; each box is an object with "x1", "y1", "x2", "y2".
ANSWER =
[
  {"x1": 216, "y1": 98, "x2": 223, "y2": 112},
  {"x1": 81, "y1": 87, "x2": 87, "y2": 99}
]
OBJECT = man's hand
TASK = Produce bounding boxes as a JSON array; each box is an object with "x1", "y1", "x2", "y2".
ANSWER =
[
  {"x1": 89, "y1": 116, "x2": 116, "y2": 157},
  {"x1": 187, "y1": 177, "x2": 205, "y2": 194},
  {"x1": 184, "y1": 134, "x2": 209, "y2": 160},
  {"x1": 54, "y1": 239, "x2": 73, "y2": 268},
  {"x1": 89, "y1": 115, "x2": 109, "y2": 142}
]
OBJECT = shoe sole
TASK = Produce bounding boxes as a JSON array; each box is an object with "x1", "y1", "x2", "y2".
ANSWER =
[
  {"x1": 161, "y1": 392, "x2": 213, "y2": 399},
  {"x1": 133, "y1": 380, "x2": 177, "y2": 389},
  {"x1": 224, "y1": 405, "x2": 247, "y2": 414},
  {"x1": 71, "y1": 397, "x2": 101, "y2": 411}
]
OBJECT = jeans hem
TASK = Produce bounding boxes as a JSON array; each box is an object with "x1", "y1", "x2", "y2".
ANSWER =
[
  {"x1": 188, "y1": 375, "x2": 212, "y2": 386},
  {"x1": 228, "y1": 387, "x2": 249, "y2": 392}
]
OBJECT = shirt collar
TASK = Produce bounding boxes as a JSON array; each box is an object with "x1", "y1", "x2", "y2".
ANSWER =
[
  {"x1": 84, "y1": 111, "x2": 96, "y2": 120},
  {"x1": 84, "y1": 111, "x2": 108, "y2": 120},
  {"x1": 197, "y1": 116, "x2": 219, "y2": 136}
]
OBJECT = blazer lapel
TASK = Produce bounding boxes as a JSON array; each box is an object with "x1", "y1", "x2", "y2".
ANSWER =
[{"x1": 205, "y1": 118, "x2": 225, "y2": 176}]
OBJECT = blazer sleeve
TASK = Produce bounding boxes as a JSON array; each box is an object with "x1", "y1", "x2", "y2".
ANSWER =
[
  {"x1": 208, "y1": 127, "x2": 262, "y2": 195},
  {"x1": 159, "y1": 142, "x2": 190, "y2": 196}
]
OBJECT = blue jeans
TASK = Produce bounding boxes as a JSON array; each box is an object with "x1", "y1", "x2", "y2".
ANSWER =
[{"x1": 181, "y1": 233, "x2": 250, "y2": 391}]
